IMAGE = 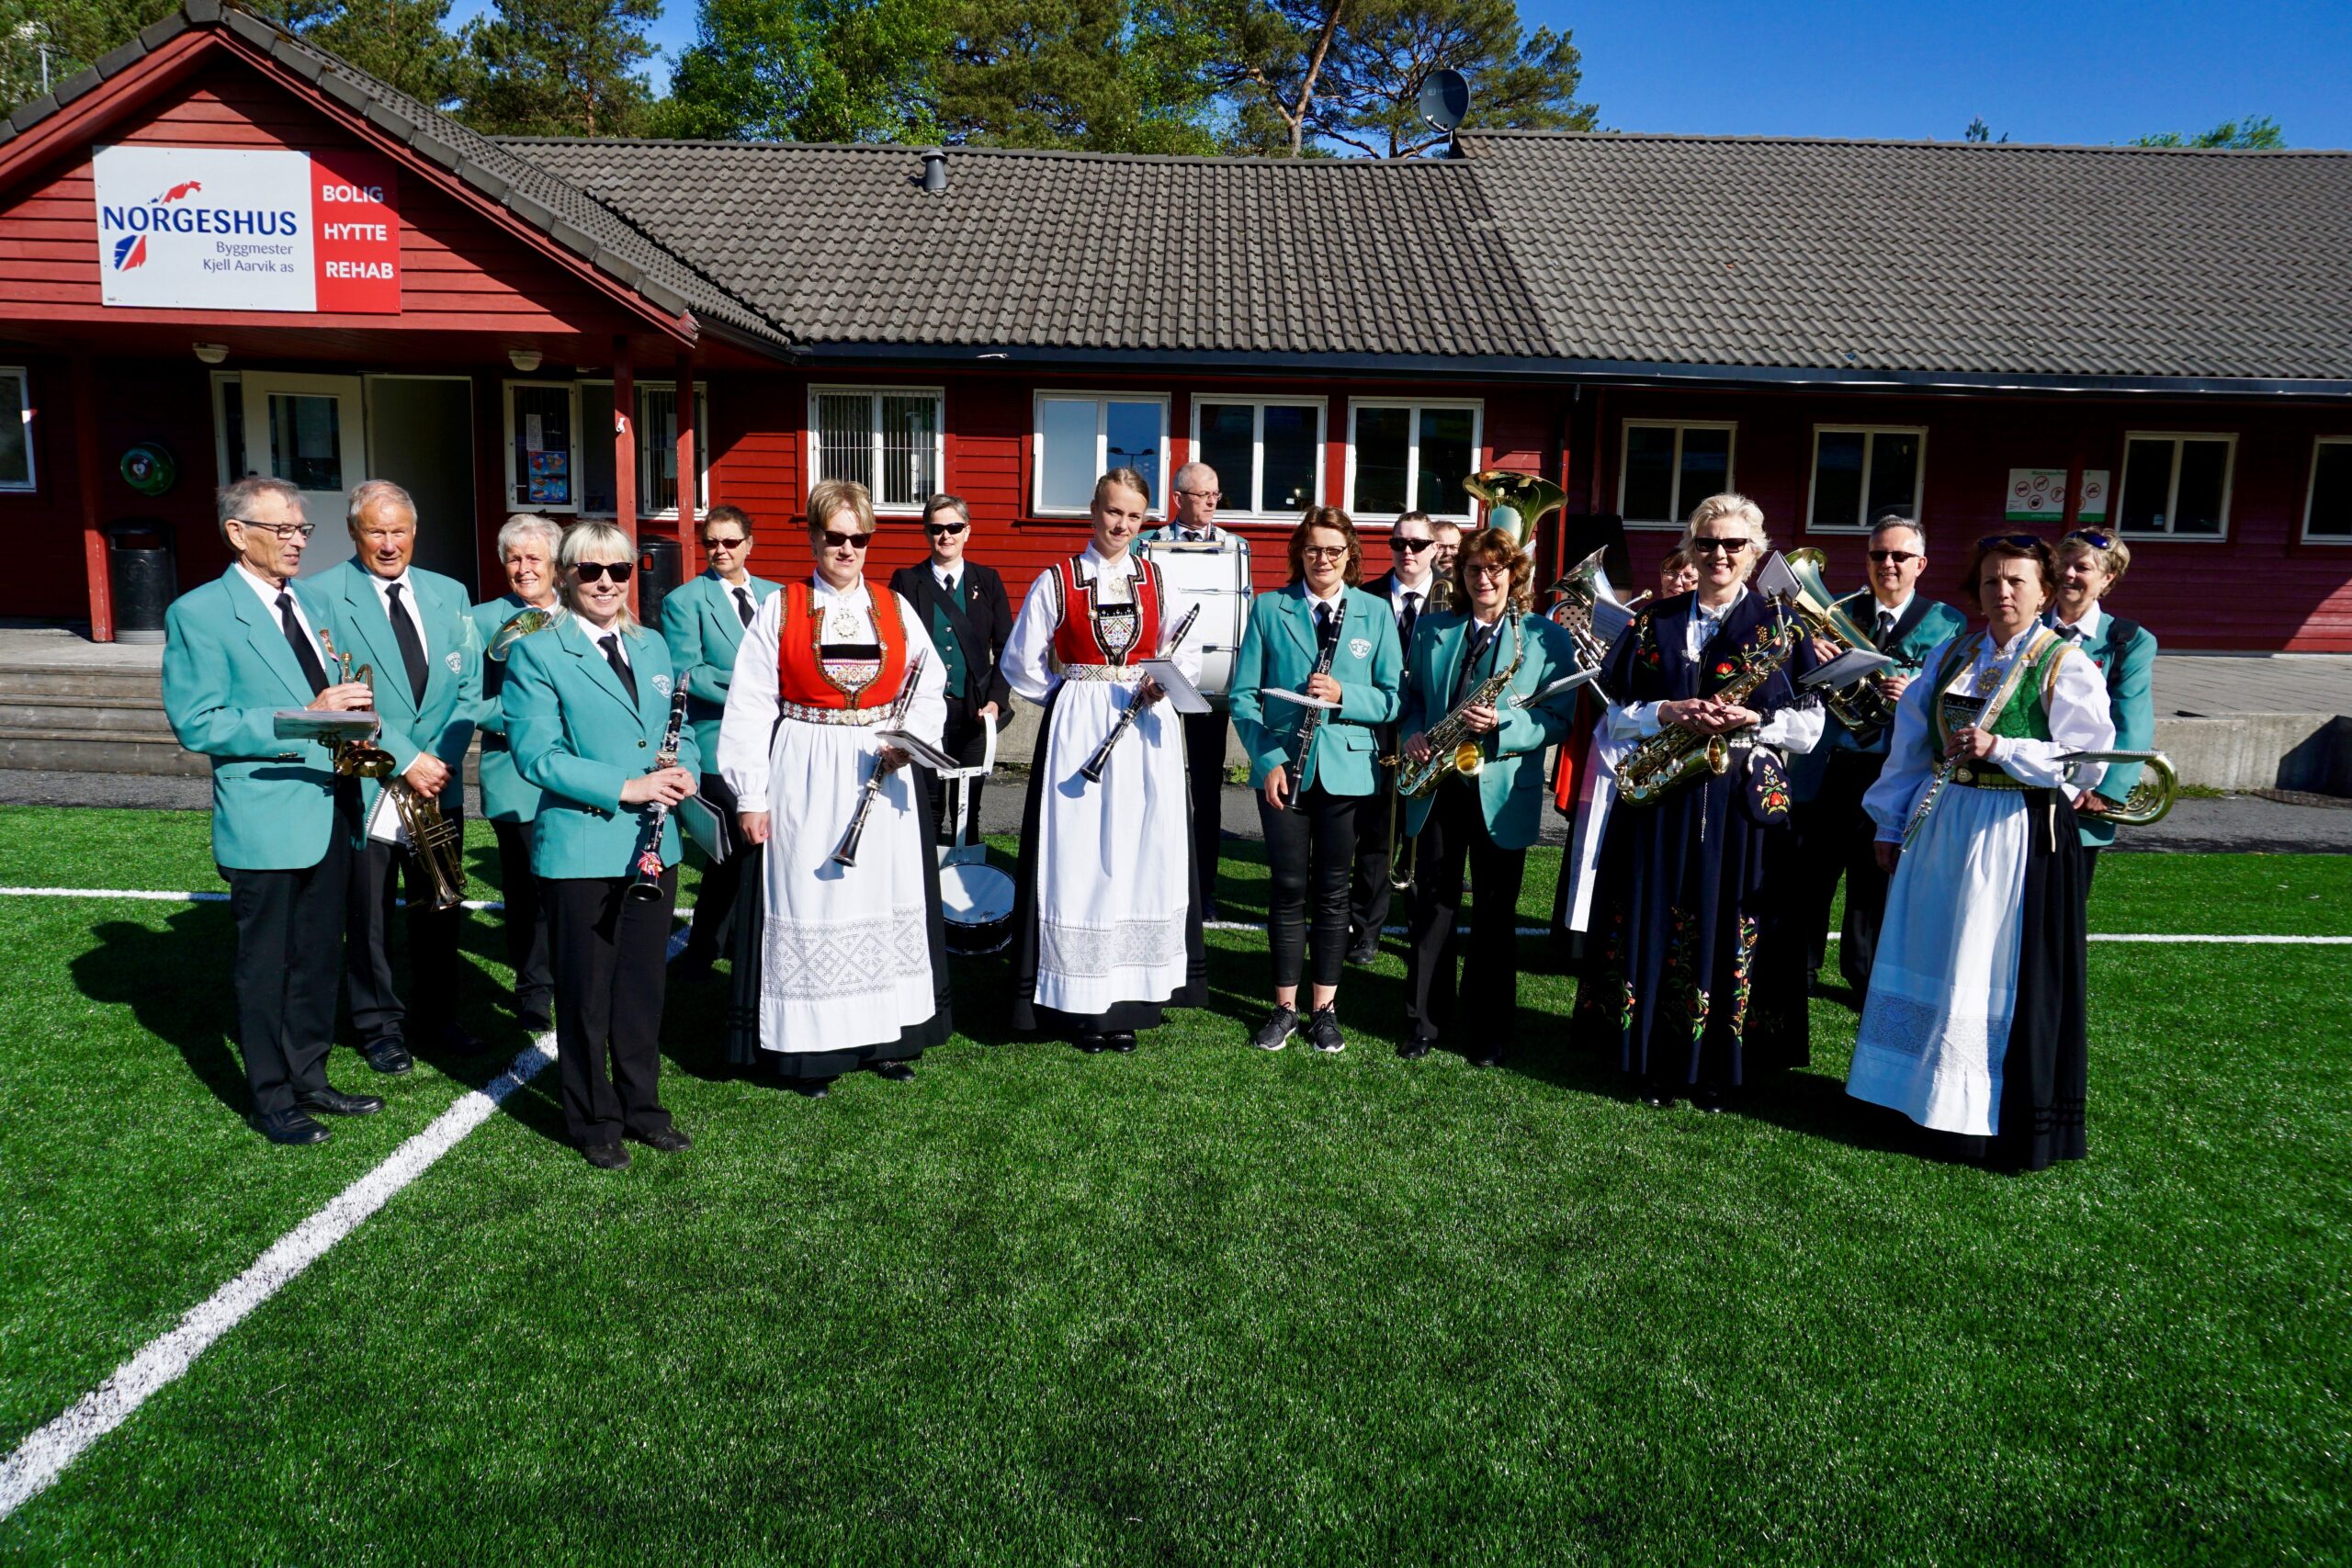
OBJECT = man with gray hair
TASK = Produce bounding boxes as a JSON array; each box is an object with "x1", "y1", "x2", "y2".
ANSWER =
[
  {"x1": 162, "y1": 478, "x2": 381, "y2": 1142},
  {"x1": 1143, "y1": 460, "x2": 1250, "y2": 919},
  {"x1": 320, "y1": 479, "x2": 484, "y2": 1067}
]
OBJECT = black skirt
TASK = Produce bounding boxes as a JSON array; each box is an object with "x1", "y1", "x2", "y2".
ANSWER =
[{"x1": 724, "y1": 775, "x2": 954, "y2": 1080}]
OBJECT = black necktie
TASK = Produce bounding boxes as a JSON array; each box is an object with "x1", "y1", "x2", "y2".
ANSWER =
[
  {"x1": 601, "y1": 633, "x2": 639, "y2": 705},
  {"x1": 1875, "y1": 610, "x2": 1896, "y2": 650},
  {"x1": 939, "y1": 572, "x2": 958, "y2": 601},
  {"x1": 386, "y1": 582, "x2": 428, "y2": 705},
  {"x1": 735, "y1": 586, "x2": 754, "y2": 627},
  {"x1": 1315, "y1": 601, "x2": 1335, "y2": 647},
  {"x1": 277, "y1": 592, "x2": 329, "y2": 695},
  {"x1": 1399, "y1": 592, "x2": 1419, "y2": 649},
  {"x1": 1457, "y1": 623, "x2": 1495, "y2": 699}
]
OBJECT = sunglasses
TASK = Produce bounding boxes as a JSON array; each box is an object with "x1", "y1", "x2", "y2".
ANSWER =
[
  {"x1": 1689, "y1": 536, "x2": 1750, "y2": 555},
  {"x1": 233, "y1": 519, "x2": 315, "y2": 540},
  {"x1": 573, "y1": 559, "x2": 635, "y2": 583},
  {"x1": 820, "y1": 529, "x2": 873, "y2": 551},
  {"x1": 1976, "y1": 532, "x2": 2041, "y2": 549},
  {"x1": 923, "y1": 521, "x2": 968, "y2": 536},
  {"x1": 1391, "y1": 536, "x2": 1434, "y2": 553},
  {"x1": 1867, "y1": 549, "x2": 1920, "y2": 564},
  {"x1": 702, "y1": 535, "x2": 749, "y2": 550},
  {"x1": 2064, "y1": 528, "x2": 2116, "y2": 550}
]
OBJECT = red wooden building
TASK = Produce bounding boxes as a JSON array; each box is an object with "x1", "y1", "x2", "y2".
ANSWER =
[{"x1": 4, "y1": 3, "x2": 2349, "y2": 648}]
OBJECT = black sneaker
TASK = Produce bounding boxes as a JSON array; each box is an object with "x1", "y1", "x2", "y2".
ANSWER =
[
  {"x1": 1250, "y1": 1006, "x2": 1298, "y2": 1053},
  {"x1": 1306, "y1": 1007, "x2": 1346, "y2": 1055}
]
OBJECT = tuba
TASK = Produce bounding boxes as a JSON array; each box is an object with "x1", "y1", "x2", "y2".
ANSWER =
[
  {"x1": 1464, "y1": 469, "x2": 1565, "y2": 554},
  {"x1": 1779, "y1": 548, "x2": 1900, "y2": 743},
  {"x1": 317, "y1": 631, "x2": 468, "y2": 912}
]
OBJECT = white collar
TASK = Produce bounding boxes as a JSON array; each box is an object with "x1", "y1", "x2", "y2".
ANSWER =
[
  {"x1": 716, "y1": 570, "x2": 752, "y2": 591},
  {"x1": 1391, "y1": 572, "x2": 1431, "y2": 601},
  {"x1": 1866, "y1": 591, "x2": 1915, "y2": 622},
  {"x1": 932, "y1": 560, "x2": 961, "y2": 581},
  {"x1": 1170, "y1": 522, "x2": 1217, "y2": 542},
  {"x1": 1988, "y1": 622, "x2": 2041, "y2": 657},
  {"x1": 365, "y1": 567, "x2": 416, "y2": 600},
  {"x1": 1080, "y1": 544, "x2": 1139, "y2": 580},
  {"x1": 1693, "y1": 584, "x2": 1747, "y2": 620},
  {"x1": 812, "y1": 575, "x2": 867, "y2": 604},
  {"x1": 2054, "y1": 604, "x2": 2104, "y2": 639},
  {"x1": 1306, "y1": 583, "x2": 1345, "y2": 610},
  {"x1": 1469, "y1": 608, "x2": 1506, "y2": 630},
  {"x1": 233, "y1": 558, "x2": 295, "y2": 606}
]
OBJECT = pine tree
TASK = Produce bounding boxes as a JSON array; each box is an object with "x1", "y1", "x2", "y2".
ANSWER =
[{"x1": 464, "y1": 0, "x2": 662, "y2": 138}]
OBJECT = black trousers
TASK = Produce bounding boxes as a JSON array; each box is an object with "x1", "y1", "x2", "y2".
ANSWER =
[
  {"x1": 2083, "y1": 844, "x2": 2102, "y2": 889},
  {"x1": 545, "y1": 869, "x2": 677, "y2": 1146},
  {"x1": 921, "y1": 710, "x2": 992, "y2": 846},
  {"x1": 1405, "y1": 776, "x2": 1527, "y2": 1051},
  {"x1": 490, "y1": 818, "x2": 552, "y2": 1022},
  {"x1": 1180, "y1": 707, "x2": 1227, "y2": 909},
  {"x1": 346, "y1": 791, "x2": 466, "y2": 1044},
  {"x1": 681, "y1": 773, "x2": 746, "y2": 968},
  {"x1": 1259, "y1": 783, "x2": 1361, "y2": 991},
  {"x1": 1789, "y1": 750, "x2": 1890, "y2": 989},
  {"x1": 1349, "y1": 754, "x2": 1403, "y2": 942},
  {"x1": 225, "y1": 834, "x2": 352, "y2": 1117}
]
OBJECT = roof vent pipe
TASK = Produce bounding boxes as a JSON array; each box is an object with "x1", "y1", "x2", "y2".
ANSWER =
[{"x1": 920, "y1": 148, "x2": 946, "y2": 194}]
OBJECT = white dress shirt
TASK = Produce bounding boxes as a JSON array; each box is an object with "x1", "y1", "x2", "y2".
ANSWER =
[
  {"x1": 1606, "y1": 584, "x2": 1826, "y2": 753},
  {"x1": 233, "y1": 559, "x2": 319, "y2": 647},
  {"x1": 366, "y1": 567, "x2": 430, "y2": 658}
]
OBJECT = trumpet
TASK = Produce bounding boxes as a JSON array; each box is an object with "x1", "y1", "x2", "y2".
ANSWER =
[{"x1": 317, "y1": 630, "x2": 466, "y2": 911}]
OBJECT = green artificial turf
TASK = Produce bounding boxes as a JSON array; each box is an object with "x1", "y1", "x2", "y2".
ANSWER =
[{"x1": 0, "y1": 807, "x2": 2346, "y2": 1563}]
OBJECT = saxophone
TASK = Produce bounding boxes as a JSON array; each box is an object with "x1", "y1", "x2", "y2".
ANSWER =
[
  {"x1": 1616, "y1": 597, "x2": 1800, "y2": 807},
  {"x1": 1392, "y1": 613, "x2": 1529, "y2": 799}
]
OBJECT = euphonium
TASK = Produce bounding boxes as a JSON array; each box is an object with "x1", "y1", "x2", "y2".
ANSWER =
[
  {"x1": 1391, "y1": 613, "x2": 1530, "y2": 799},
  {"x1": 1780, "y1": 548, "x2": 1899, "y2": 743},
  {"x1": 1616, "y1": 596, "x2": 1801, "y2": 807},
  {"x1": 487, "y1": 604, "x2": 566, "y2": 661}
]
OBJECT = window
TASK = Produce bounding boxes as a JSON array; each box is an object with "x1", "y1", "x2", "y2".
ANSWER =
[
  {"x1": 0, "y1": 367, "x2": 31, "y2": 491},
  {"x1": 1807, "y1": 426, "x2": 1925, "y2": 532},
  {"x1": 809, "y1": 386, "x2": 944, "y2": 513},
  {"x1": 1346, "y1": 399, "x2": 1482, "y2": 521},
  {"x1": 1033, "y1": 392, "x2": 1169, "y2": 513},
  {"x1": 1192, "y1": 396, "x2": 1326, "y2": 517},
  {"x1": 2117, "y1": 433, "x2": 2233, "y2": 537},
  {"x1": 2303, "y1": 438, "x2": 2352, "y2": 543},
  {"x1": 507, "y1": 381, "x2": 579, "y2": 511},
  {"x1": 1618, "y1": 422, "x2": 1735, "y2": 528},
  {"x1": 581, "y1": 381, "x2": 712, "y2": 516}
]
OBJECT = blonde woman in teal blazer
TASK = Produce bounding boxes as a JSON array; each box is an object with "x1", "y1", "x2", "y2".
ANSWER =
[
  {"x1": 1227, "y1": 509, "x2": 1403, "y2": 1055},
  {"x1": 2052, "y1": 528, "x2": 2160, "y2": 877},
  {"x1": 501, "y1": 522, "x2": 699, "y2": 1170},
  {"x1": 470, "y1": 513, "x2": 566, "y2": 1032}
]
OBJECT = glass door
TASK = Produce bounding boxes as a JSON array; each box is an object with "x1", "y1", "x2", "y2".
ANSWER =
[{"x1": 240, "y1": 372, "x2": 366, "y2": 577}]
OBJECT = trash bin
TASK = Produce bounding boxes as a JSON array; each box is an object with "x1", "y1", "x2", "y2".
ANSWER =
[
  {"x1": 107, "y1": 518, "x2": 177, "y2": 646},
  {"x1": 636, "y1": 533, "x2": 683, "y2": 631}
]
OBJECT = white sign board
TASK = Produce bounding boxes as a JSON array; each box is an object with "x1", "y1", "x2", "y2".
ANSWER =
[
  {"x1": 93, "y1": 144, "x2": 401, "y2": 314},
  {"x1": 2005, "y1": 468, "x2": 2067, "y2": 522}
]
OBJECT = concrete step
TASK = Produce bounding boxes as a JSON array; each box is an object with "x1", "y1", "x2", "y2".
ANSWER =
[
  {"x1": 0, "y1": 731, "x2": 209, "y2": 777},
  {"x1": 0, "y1": 665, "x2": 169, "y2": 704},
  {"x1": 0, "y1": 696, "x2": 175, "y2": 735}
]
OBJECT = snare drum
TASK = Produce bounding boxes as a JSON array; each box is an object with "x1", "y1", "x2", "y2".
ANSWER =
[
  {"x1": 941, "y1": 862, "x2": 1016, "y2": 955},
  {"x1": 1143, "y1": 535, "x2": 1252, "y2": 700}
]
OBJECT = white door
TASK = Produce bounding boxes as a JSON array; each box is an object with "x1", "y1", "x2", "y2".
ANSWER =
[{"x1": 241, "y1": 372, "x2": 365, "y2": 577}]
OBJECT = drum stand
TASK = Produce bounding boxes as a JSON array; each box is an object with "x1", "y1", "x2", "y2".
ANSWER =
[{"x1": 937, "y1": 714, "x2": 1014, "y2": 954}]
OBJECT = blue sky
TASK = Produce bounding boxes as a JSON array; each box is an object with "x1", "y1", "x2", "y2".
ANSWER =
[{"x1": 451, "y1": 0, "x2": 2352, "y2": 150}]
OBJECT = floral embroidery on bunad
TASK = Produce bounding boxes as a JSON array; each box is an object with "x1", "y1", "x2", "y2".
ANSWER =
[
  {"x1": 1583, "y1": 904, "x2": 1637, "y2": 1032},
  {"x1": 1712, "y1": 659, "x2": 1736, "y2": 680},
  {"x1": 1668, "y1": 905, "x2": 1711, "y2": 1045},
  {"x1": 1758, "y1": 782, "x2": 1791, "y2": 817},
  {"x1": 1728, "y1": 913, "x2": 1759, "y2": 1037},
  {"x1": 1635, "y1": 613, "x2": 1662, "y2": 670}
]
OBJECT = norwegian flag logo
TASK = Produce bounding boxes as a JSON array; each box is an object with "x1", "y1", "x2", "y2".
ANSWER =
[{"x1": 111, "y1": 233, "x2": 147, "y2": 271}]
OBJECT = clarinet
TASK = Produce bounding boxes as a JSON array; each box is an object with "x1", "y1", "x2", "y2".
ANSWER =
[
  {"x1": 1080, "y1": 603, "x2": 1201, "y2": 785},
  {"x1": 1284, "y1": 614, "x2": 1342, "y2": 799},
  {"x1": 626, "y1": 686, "x2": 691, "y2": 902},
  {"x1": 831, "y1": 652, "x2": 929, "y2": 869}
]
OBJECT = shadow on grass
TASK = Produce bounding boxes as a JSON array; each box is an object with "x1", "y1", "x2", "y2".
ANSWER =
[{"x1": 74, "y1": 904, "x2": 248, "y2": 1115}]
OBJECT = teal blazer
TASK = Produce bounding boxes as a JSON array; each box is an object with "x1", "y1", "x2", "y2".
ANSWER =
[
  {"x1": 1396, "y1": 610, "x2": 1582, "y2": 851},
  {"x1": 316, "y1": 559, "x2": 480, "y2": 818},
  {"x1": 469, "y1": 594, "x2": 557, "y2": 825},
  {"x1": 501, "y1": 617, "x2": 700, "y2": 882},
  {"x1": 162, "y1": 567, "x2": 345, "y2": 872},
  {"x1": 661, "y1": 570, "x2": 780, "y2": 770},
  {"x1": 2070, "y1": 610, "x2": 2160, "y2": 848},
  {"x1": 1228, "y1": 583, "x2": 1402, "y2": 796},
  {"x1": 1787, "y1": 591, "x2": 1967, "y2": 801}
]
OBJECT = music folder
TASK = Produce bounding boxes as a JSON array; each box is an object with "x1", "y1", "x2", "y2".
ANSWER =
[
  {"x1": 877, "y1": 729, "x2": 963, "y2": 773},
  {"x1": 1802, "y1": 648, "x2": 1894, "y2": 689},
  {"x1": 1261, "y1": 686, "x2": 1339, "y2": 711},
  {"x1": 1142, "y1": 660, "x2": 1211, "y2": 715},
  {"x1": 676, "y1": 793, "x2": 727, "y2": 864},
  {"x1": 272, "y1": 709, "x2": 379, "y2": 743}
]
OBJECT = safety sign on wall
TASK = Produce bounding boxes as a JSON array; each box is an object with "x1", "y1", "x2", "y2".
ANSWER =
[{"x1": 93, "y1": 144, "x2": 401, "y2": 313}]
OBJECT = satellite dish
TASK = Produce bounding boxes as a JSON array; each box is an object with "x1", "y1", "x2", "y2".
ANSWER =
[{"x1": 1418, "y1": 69, "x2": 1470, "y2": 134}]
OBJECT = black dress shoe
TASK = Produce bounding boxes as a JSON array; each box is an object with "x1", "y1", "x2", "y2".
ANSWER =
[
  {"x1": 872, "y1": 1061, "x2": 916, "y2": 1083},
  {"x1": 357, "y1": 1037, "x2": 413, "y2": 1076},
  {"x1": 1640, "y1": 1090, "x2": 1679, "y2": 1109},
  {"x1": 1468, "y1": 1050, "x2": 1501, "y2": 1070},
  {"x1": 436, "y1": 1022, "x2": 490, "y2": 1055},
  {"x1": 1346, "y1": 934, "x2": 1382, "y2": 966},
  {"x1": 633, "y1": 1124, "x2": 693, "y2": 1152},
  {"x1": 1201, "y1": 899, "x2": 1221, "y2": 924},
  {"x1": 582, "y1": 1140, "x2": 630, "y2": 1169},
  {"x1": 254, "y1": 1109, "x2": 331, "y2": 1145},
  {"x1": 1692, "y1": 1084, "x2": 1731, "y2": 1114},
  {"x1": 1399, "y1": 1039, "x2": 1433, "y2": 1060},
  {"x1": 1075, "y1": 1033, "x2": 1110, "y2": 1055},
  {"x1": 295, "y1": 1086, "x2": 385, "y2": 1116},
  {"x1": 790, "y1": 1078, "x2": 831, "y2": 1099},
  {"x1": 1106, "y1": 1032, "x2": 1137, "y2": 1055},
  {"x1": 519, "y1": 1012, "x2": 552, "y2": 1034}
]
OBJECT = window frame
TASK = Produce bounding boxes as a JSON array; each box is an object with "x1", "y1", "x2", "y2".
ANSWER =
[
  {"x1": 1030, "y1": 389, "x2": 1171, "y2": 517},
  {"x1": 1186, "y1": 393, "x2": 1329, "y2": 520},
  {"x1": 1804, "y1": 424, "x2": 1928, "y2": 535},
  {"x1": 0, "y1": 367, "x2": 32, "y2": 492},
  {"x1": 1342, "y1": 397, "x2": 1486, "y2": 525},
  {"x1": 503, "y1": 379, "x2": 584, "y2": 514},
  {"x1": 807, "y1": 384, "x2": 946, "y2": 516},
  {"x1": 575, "y1": 378, "x2": 712, "y2": 520},
  {"x1": 1616, "y1": 419, "x2": 1739, "y2": 531},
  {"x1": 2301, "y1": 435, "x2": 2352, "y2": 546},
  {"x1": 2115, "y1": 430, "x2": 2237, "y2": 541}
]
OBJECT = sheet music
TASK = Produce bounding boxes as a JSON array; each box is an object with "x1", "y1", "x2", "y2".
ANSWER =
[{"x1": 1142, "y1": 660, "x2": 1211, "y2": 715}]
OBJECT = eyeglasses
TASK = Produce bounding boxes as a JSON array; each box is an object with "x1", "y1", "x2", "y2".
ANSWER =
[
  {"x1": 1466, "y1": 563, "x2": 1512, "y2": 581},
  {"x1": 573, "y1": 559, "x2": 635, "y2": 583},
  {"x1": 1391, "y1": 536, "x2": 1434, "y2": 553},
  {"x1": 1976, "y1": 532, "x2": 2041, "y2": 550},
  {"x1": 1688, "y1": 536, "x2": 1750, "y2": 556},
  {"x1": 923, "y1": 521, "x2": 968, "y2": 536},
  {"x1": 233, "y1": 519, "x2": 315, "y2": 541},
  {"x1": 1176, "y1": 489, "x2": 1221, "y2": 502},
  {"x1": 820, "y1": 530, "x2": 873, "y2": 551},
  {"x1": 1300, "y1": 546, "x2": 1348, "y2": 562},
  {"x1": 2064, "y1": 528, "x2": 2115, "y2": 550},
  {"x1": 1867, "y1": 549, "x2": 1920, "y2": 564},
  {"x1": 702, "y1": 535, "x2": 748, "y2": 551}
]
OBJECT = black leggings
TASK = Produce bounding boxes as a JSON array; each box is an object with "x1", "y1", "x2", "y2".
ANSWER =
[{"x1": 1259, "y1": 783, "x2": 1361, "y2": 991}]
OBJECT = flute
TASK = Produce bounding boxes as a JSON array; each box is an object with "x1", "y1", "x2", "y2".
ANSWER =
[
  {"x1": 1080, "y1": 602, "x2": 1201, "y2": 785},
  {"x1": 831, "y1": 652, "x2": 929, "y2": 869},
  {"x1": 626, "y1": 686, "x2": 691, "y2": 901}
]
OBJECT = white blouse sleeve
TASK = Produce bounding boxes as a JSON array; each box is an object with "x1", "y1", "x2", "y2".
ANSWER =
[
  {"x1": 718, "y1": 591, "x2": 784, "y2": 807},
  {"x1": 1862, "y1": 636, "x2": 1950, "y2": 841},
  {"x1": 1993, "y1": 645, "x2": 2116, "y2": 794},
  {"x1": 1002, "y1": 571, "x2": 1062, "y2": 705},
  {"x1": 1757, "y1": 702, "x2": 1826, "y2": 754},
  {"x1": 894, "y1": 592, "x2": 951, "y2": 751},
  {"x1": 1606, "y1": 701, "x2": 1664, "y2": 741}
]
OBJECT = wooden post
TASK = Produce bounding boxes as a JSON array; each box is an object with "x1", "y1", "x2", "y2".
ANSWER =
[
  {"x1": 2062, "y1": 429, "x2": 2085, "y2": 530},
  {"x1": 673, "y1": 354, "x2": 696, "y2": 573},
  {"x1": 612, "y1": 336, "x2": 637, "y2": 611},
  {"x1": 72, "y1": 355, "x2": 113, "y2": 642}
]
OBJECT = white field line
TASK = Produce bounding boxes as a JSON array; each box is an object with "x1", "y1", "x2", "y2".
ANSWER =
[
  {"x1": 0, "y1": 923, "x2": 692, "y2": 1523},
  {"x1": 4, "y1": 888, "x2": 2345, "y2": 944}
]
